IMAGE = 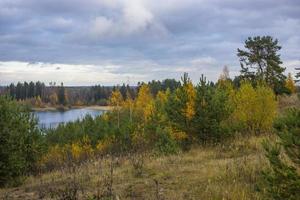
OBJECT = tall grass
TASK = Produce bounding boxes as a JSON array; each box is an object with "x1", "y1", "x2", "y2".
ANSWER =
[{"x1": 0, "y1": 135, "x2": 272, "y2": 200}]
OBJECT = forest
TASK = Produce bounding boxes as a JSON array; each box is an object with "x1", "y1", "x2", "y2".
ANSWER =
[
  {"x1": 1, "y1": 36, "x2": 300, "y2": 199},
  {"x1": 1, "y1": 79, "x2": 181, "y2": 109}
]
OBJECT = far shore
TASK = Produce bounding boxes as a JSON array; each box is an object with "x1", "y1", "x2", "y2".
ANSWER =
[{"x1": 31, "y1": 105, "x2": 112, "y2": 112}]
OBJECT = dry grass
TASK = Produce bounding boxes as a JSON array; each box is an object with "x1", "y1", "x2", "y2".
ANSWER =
[
  {"x1": 278, "y1": 94, "x2": 300, "y2": 112},
  {"x1": 0, "y1": 135, "x2": 272, "y2": 200}
]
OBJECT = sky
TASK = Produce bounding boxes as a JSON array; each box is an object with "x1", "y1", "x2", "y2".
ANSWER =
[{"x1": 0, "y1": 0, "x2": 300, "y2": 86}]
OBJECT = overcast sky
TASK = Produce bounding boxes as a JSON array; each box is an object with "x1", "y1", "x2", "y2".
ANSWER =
[{"x1": 0, "y1": 0, "x2": 299, "y2": 86}]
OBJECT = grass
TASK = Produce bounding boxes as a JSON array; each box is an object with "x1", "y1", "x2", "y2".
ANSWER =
[
  {"x1": 278, "y1": 93, "x2": 300, "y2": 112},
  {"x1": 0, "y1": 135, "x2": 272, "y2": 200}
]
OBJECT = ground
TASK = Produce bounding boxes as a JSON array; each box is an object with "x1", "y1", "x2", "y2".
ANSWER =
[{"x1": 0, "y1": 135, "x2": 271, "y2": 200}]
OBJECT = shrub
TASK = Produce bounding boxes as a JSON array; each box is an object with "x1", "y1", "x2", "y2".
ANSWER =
[
  {"x1": 0, "y1": 96, "x2": 43, "y2": 186},
  {"x1": 38, "y1": 144, "x2": 66, "y2": 171},
  {"x1": 154, "y1": 127, "x2": 179, "y2": 155},
  {"x1": 40, "y1": 135, "x2": 94, "y2": 171},
  {"x1": 231, "y1": 82, "x2": 277, "y2": 134},
  {"x1": 262, "y1": 108, "x2": 300, "y2": 199}
]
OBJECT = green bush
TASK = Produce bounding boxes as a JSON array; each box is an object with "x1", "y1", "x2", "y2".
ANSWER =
[
  {"x1": 154, "y1": 127, "x2": 179, "y2": 155},
  {"x1": 262, "y1": 108, "x2": 300, "y2": 199},
  {"x1": 0, "y1": 96, "x2": 43, "y2": 186}
]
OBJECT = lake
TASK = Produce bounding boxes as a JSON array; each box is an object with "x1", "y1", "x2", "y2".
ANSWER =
[{"x1": 34, "y1": 108, "x2": 105, "y2": 129}]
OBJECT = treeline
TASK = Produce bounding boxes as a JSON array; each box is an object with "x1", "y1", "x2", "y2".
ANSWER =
[
  {"x1": 3, "y1": 79, "x2": 181, "y2": 107},
  {"x1": 8, "y1": 81, "x2": 46, "y2": 100},
  {"x1": 139, "y1": 79, "x2": 181, "y2": 96}
]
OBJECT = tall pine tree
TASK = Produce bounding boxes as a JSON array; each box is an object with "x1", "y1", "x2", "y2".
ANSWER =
[{"x1": 237, "y1": 36, "x2": 286, "y2": 94}]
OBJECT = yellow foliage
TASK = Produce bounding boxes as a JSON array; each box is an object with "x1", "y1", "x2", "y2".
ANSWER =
[
  {"x1": 109, "y1": 90, "x2": 123, "y2": 107},
  {"x1": 217, "y1": 79, "x2": 235, "y2": 94},
  {"x1": 74, "y1": 100, "x2": 83, "y2": 106},
  {"x1": 231, "y1": 82, "x2": 277, "y2": 133},
  {"x1": 232, "y1": 82, "x2": 256, "y2": 124},
  {"x1": 96, "y1": 137, "x2": 114, "y2": 154},
  {"x1": 136, "y1": 84, "x2": 154, "y2": 122},
  {"x1": 49, "y1": 92, "x2": 58, "y2": 105},
  {"x1": 255, "y1": 85, "x2": 277, "y2": 130},
  {"x1": 38, "y1": 144, "x2": 66, "y2": 170},
  {"x1": 183, "y1": 82, "x2": 196, "y2": 120},
  {"x1": 35, "y1": 96, "x2": 43, "y2": 107},
  {"x1": 71, "y1": 135, "x2": 94, "y2": 161},
  {"x1": 136, "y1": 85, "x2": 153, "y2": 108},
  {"x1": 123, "y1": 95, "x2": 134, "y2": 109},
  {"x1": 171, "y1": 130, "x2": 188, "y2": 141},
  {"x1": 285, "y1": 73, "x2": 296, "y2": 93},
  {"x1": 131, "y1": 129, "x2": 147, "y2": 150},
  {"x1": 109, "y1": 90, "x2": 123, "y2": 128},
  {"x1": 123, "y1": 95, "x2": 134, "y2": 122},
  {"x1": 39, "y1": 136, "x2": 94, "y2": 170},
  {"x1": 71, "y1": 143, "x2": 82, "y2": 160},
  {"x1": 156, "y1": 90, "x2": 168, "y2": 104},
  {"x1": 102, "y1": 113, "x2": 110, "y2": 121}
]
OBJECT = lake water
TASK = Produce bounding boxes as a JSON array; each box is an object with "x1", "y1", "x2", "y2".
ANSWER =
[{"x1": 34, "y1": 108, "x2": 105, "y2": 129}]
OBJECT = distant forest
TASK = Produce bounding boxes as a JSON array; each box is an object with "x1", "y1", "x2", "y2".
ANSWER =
[{"x1": 0, "y1": 79, "x2": 182, "y2": 106}]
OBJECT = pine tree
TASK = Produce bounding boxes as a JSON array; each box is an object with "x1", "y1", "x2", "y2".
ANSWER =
[
  {"x1": 28, "y1": 81, "x2": 35, "y2": 98},
  {"x1": 263, "y1": 108, "x2": 300, "y2": 200},
  {"x1": 237, "y1": 36, "x2": 286, "y2": 94},
  {"x1": 24, "y1": 82, "x2": 29, "y2": 99},
  {"x1": 0, "y1": 96, "x2": 42, "y2": 186},
  {"x1": 120, "y1": 83, "x2": 127, "y2": 99},
  {"x1": 16, "y1": 82, "x2": 23, "y2": 100},
  {"x1": 193, "y1": 74, "x2": 234, "y2": 141},
  {"x1": 165, "y1": 73, "x2": 196, "y2": 137},
  {"x1": 9, "y1": 83, "x2": 15, "y2": 99},
  {"x1": 194, "y1": 74, "x2": 214, "y2": 141},
  {"x1": 58, "y1": 82, "x2": 66, "y2": 105}
]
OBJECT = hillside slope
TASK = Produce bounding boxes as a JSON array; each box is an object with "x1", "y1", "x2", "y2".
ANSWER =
[{"x1": 0, "y1": 135, "x2": 270, "y2": 200}]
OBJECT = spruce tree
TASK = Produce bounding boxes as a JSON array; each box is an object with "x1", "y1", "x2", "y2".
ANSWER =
[
  {"x1": 28, "y1": 81, "x2": 35, "y2": 98},
  {"x1": 58, "y1": 82, "x2": 66, "y2": 105}
]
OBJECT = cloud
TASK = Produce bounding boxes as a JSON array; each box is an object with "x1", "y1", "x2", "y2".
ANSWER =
[
  {"x1": 0, "y1": 0, "x2": 299, "y2": 85},
  {"x1": 0, "y1": 61, "x2": 145, "y2": 86},
  {"x1": 88, "y1": 0, "x2": 168, "y2": 41},
  {"x1": 285, "y1": 60, "x2": 300, "y2": 75},
  {"x1": 90, "y1": 17, "x2": 114, "y2": 37}
]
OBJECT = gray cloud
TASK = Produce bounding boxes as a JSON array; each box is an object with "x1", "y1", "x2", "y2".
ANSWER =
[{"x1": 0, "y1": 0, "x2": 299, "y2": 85}]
